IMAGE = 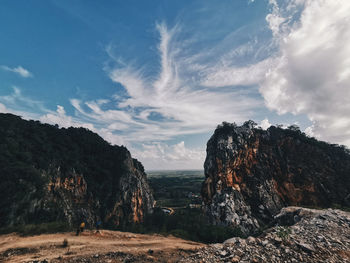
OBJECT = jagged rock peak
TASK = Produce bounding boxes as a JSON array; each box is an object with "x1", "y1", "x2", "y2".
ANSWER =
[{"x1": 202, "y1": 120, "x2": 350, "y2": 234}]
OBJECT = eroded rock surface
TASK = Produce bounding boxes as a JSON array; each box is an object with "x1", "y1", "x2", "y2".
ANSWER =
[{"x1": 202, "y1": 121, "x2": 350, "y2": 234}]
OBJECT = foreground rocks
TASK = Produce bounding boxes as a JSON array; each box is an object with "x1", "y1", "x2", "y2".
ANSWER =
[
  {"x1": 202, "y1": 121, "x2": 350, "y2": 234},
  {"x1": 181, "y1": 207, "x2": 350, "y2": 263}
]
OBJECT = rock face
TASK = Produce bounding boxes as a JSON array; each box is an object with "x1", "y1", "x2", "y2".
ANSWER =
[
  {"x1": 182, "y1": 207, "x2": 350, "y2": 263},
  {"x1": 0, "y1": 113, "x2": 154, "y2": 228},
  {"x1": 202, "y1": 121, "x2": 350, "y2": 234}
]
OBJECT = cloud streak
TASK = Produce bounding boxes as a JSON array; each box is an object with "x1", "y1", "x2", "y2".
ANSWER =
[
  {"x1": 0, "y1": 87, "x2": 44, "y2": 118},
  {"x1": 1, "y1": 65, "x2": 33, "y2": 78},
  {"x1": 104, "y1": 23, "x2": 263, "y2": 142}
]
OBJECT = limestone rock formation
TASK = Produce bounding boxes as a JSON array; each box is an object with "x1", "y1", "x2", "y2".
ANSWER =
[
  {"x1": 0, "y1": 113, "x2": 154, "y2": 228},
  {"x1": 202, "y1": 121, "x2": 350, "y2": 234}
]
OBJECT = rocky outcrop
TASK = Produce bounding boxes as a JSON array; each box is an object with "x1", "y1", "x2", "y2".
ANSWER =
[
  {"x1": 202, "y1": 121, "x2": 350, "y2": 234},
  {"x1": 182, "y1": 207, "x2": 350, "y2": 263},
  {"x1": 39, "y1": 156, "x2": 154, "y2": 229},
  {"x1": 0, "y1": 113, "x2": 154, "y2": 228}
]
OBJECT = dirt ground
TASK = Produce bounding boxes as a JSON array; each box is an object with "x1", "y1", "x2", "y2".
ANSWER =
[{"x1": 0, "y1": 230, "x2": 205, "y2": 263}]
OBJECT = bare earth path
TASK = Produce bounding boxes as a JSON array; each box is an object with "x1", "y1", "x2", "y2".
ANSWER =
[{"x1": 0, "y1": 230, "x2": 205, "y2": 263}]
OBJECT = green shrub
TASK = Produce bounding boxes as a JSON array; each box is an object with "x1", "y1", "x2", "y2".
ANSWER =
[{"x1": 276, "y1": 226, "x2": 291, "y2": 241}]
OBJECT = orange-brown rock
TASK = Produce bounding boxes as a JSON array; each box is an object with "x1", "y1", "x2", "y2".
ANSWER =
[{"x1": 202, "y1": 121, "x2": 350, "y2": 234}]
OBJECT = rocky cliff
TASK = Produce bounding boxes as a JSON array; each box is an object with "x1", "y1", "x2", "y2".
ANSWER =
[
  {"x1": 202, "y1": 121, "x2": 350, "y2": 234},
  {"x1": 0, "y1": 113, "x2": 154, "y2": 228}
]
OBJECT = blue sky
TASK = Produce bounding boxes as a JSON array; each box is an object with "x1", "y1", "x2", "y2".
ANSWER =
[{"x1": 1, "y1": 0, "x2": 350, "y2": 170}]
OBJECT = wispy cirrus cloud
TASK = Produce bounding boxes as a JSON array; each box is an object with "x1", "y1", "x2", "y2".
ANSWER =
[
  {"x1": 1, "y1": 65, "x2": 33, "y2": 78},
  {"x1": 102, "y1": 23, "x2": 263, "y2": 141},
  {"x1": 201, "y1": 58, "x2": 275, "y2": 88}
]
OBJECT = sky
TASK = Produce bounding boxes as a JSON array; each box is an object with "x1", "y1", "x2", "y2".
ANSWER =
[{"x1": 1, "y1": 0, "x2": 349, "y2": 170}]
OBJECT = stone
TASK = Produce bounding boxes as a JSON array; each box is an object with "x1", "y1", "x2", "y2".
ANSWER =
[
  {"x1": 224, "y1": 237, "x2": 237, "y2": 244},
  {"x1": 261, "y1": 240, "x2": 269, "y2": 246},
  {"x1": 219, "y1": 250, "x2": 228, "y2": 257},
  {"x1": 273, "y1": 237, "x2": 282, "y2": 244},
  {"x1": 297, "y1": 242, "x2": 315, "y2": 253},
  {"x1": 247, "y1": 236, "x2": 256, "y2": 244}
]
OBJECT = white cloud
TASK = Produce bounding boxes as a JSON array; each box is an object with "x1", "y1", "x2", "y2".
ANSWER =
[
  {"x1": 1, "y1": 65, "x2": 33, "y2": 78},
  {"x1": 132, "y1": 141, "x2": 205, "y2": 170},
  {"x1": 41, "y1": 105, "x2": 81, "y2": 129},
  {"x1": 304, "y1": 125, "x2": 315, "y2": 137},
  {"x1": 201, "y1": 58, "x2": 275, "y2": 87},
  {"x1": 260, "y1": 0, "x2": 350, "y2": 147},
  {"x1": 259, "y1": 118, "x2": 272, "y2": 130},
  {"x1": 0, "y1": 103, "x2": 7, "y2": 113},
  {"x1": 40, "y1": 105, "x2": 126, "y2": 146},
  {"x1": 0, "y1": 87, "x2": 45, "y2": 118}
]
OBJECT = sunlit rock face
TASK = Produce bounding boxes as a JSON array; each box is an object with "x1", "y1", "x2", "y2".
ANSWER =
[
  {"x1": 202, "y1": 121, "x2": 350, "y2": 234},
  {"x1": 0, "y1": 113, "x2": 154, "y2": 229}
]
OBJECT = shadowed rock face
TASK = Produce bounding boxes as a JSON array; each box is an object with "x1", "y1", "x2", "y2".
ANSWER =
[
  {"x1": 202, "y1": 121, "x2": 350, "y2": 234},
  {"x1": 0, "y1": 113, "x2": 154, "y2": 228}
]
